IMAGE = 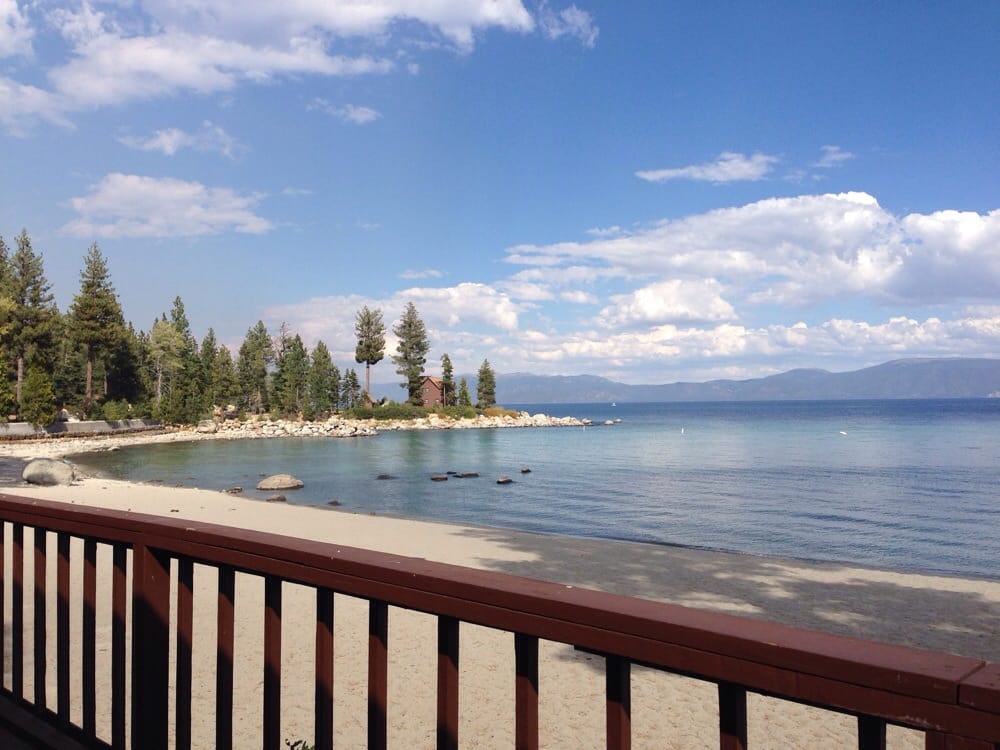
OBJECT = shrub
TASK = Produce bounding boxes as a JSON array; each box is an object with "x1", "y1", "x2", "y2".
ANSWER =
[
  {"x1": 482, "y1": 406, "x2": 518, "y2": 418},
  {"x1": 20, "y1": 368, "x2": 57, "y2": 427},
  {"x1": 101, "y1": 399, "x2": 132, "y2": 421}
]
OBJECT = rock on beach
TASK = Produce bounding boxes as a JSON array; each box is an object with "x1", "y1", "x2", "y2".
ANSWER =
[
  {"x1": 256, "y1": 474, "x2": 304, "y2": 491},
  {"x1": 22, "y1": 458, "x2": 76, "y2": 486}
]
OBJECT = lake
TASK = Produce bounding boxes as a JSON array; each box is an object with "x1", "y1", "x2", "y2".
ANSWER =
[{"x1": 75, "y1": 399, "x2": 1000, "y2": 579}]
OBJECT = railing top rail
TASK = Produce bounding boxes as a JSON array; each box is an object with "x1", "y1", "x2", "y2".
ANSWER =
[{"x1": 2, "y1": 492, "x2": 998, "y2": 733}]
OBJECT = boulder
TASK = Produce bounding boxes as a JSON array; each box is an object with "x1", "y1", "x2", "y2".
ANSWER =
[
  {"x1": 326, "y1": 499, "x2": 342, "y2": 507},
  {"x1": 22, "y1": 458, "x2": 76, "y2": 486},
  {"x1": 520, "y1": 466, "x2": 532, "y2": 474},
  {"x1": 256, "y1": 474, "x2": 304, "y2": 491},
  {"x1": 197, "y1": 419, "x2": 218, "y2": 434},
  {"x1": 430, "y1": 474, "x2": 449, "y2": 482},
  {"x1": 265, "y1": 494, "x2": 287, "y2": 503},
  {"x1": 456, "y1": 471, "x2": 479, "y2": 478},
  {"x1": 375, "y1": 473, "x2": 396, "y2": 480},
  {"x1": 222, "y1": 486, "x2": 243, "y2": 495},
  {"x1": 496, "y1": 476, "x2": 513, "y2": 485}
]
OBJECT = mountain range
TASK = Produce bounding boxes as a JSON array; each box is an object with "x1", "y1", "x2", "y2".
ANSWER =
[{"x1": 371, "y1": 358, "x2": 1000, "y2": 404}]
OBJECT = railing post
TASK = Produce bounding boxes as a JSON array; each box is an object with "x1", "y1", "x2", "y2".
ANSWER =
[
  {"x1": 858, "y1": 714, "x2": 886, "y2": 749},
  {"x1": 515, "y1": 633, "x2": 539, "y2": 750},
  {"x1": 368, "y1": 600, "x2": 389, "y2": 750},
  {"x1": 131, "y1": 543, "x2": 171, "y2": 750},
  {"x1": 437, "y1": 616, "x2": 460, "y2": 750},
  {"x1": 718, "y1": 682, "x2": 747, "y2": 750},
  {"x1": 606, "y1": 654, "x2": 631, "y2": 750}
]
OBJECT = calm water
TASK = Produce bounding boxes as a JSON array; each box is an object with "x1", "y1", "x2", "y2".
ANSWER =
[{"x1": 75, "y1": 400, "x2": 1000, "y2": 578}]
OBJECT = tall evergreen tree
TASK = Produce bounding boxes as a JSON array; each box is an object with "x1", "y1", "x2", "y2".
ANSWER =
[
  {"x1": 276, "y1": 334, "x2": 309, "y2": 415},
  {"x1": 212, "y1": 345, "x2": 238, "y2": 411},
  {"x1": 391, "y1": 302, "x2": 430, "y2": 405},
  {"x1": 307, "y1": 340, "x2": 337, "y2": 417},
  {"x1": 476, "y1": 359, "x2": 497, "y2": 408},
  {"x1": 440, "y1": 353, "x2": 456, "y2": 406},
  {"x1": 68, "y1": 244, "x2": 125, "y2": 413},
  {"x1": 149, "y1": 317, "x2": 184, "y2": 408},
  {"x1": 342, "y1": 368, "x2": 361, "y2": 409},
  {"x1": 237, "y1": 321, "x2": 274, "y2": 414},
  {"x1": 9, "y1": 229, "x2": 57, "y2": 408},
  {"x1": 457, "y1": 377, "x2": 472, "y2": 408},
  {"x1": 354, "y1": 306, "x2": 385, "y2": 395},
  {"x1": 163, "y1": 296, "x2": 201, "y2": 423},
  {"x1": 199, "y1": 328, "x2": 219, "y2": 412}
]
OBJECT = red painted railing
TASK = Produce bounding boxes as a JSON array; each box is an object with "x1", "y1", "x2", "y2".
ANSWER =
[{"x1": 0, "y1": 493, "x2": 998, "y2": 749}]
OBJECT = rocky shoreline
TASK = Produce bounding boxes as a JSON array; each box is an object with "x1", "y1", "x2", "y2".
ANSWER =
[{"x1": 0, "y1": 411, "x2": 586, "y2": 460}]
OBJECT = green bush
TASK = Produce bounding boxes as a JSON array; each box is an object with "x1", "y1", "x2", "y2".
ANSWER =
[
  {"x1": 482, "y1": 406, "x2": 518, "y2": 418},
  {"x1": 20, "y1": 368, "x2": 57, "y2": 427},
  {"x1": 101, "y1": 399, "x2": 132, "y2": 421}
]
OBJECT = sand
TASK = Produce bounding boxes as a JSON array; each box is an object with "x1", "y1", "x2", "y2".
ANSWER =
[{"x1": 3, "y1": 441, "x2": 999, "y2": 747}]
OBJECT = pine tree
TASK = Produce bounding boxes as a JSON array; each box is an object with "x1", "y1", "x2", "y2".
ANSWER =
[
  {"x1": 69, "y1": 244, "x2": 125, "y2": 413},
  {"x1": 440, "y1": 353, "x2": 456, "y2": 406},
  {"x1": 212, "y1": 345, "x2": 238, "y2": 411},
  {"x1": 199, "y1": 328, "x2": 219, "y2": 412},
  {"x1": 9, "y1": 229, "x2": 57, "y2": 408},
  {"x1": 342, "y1": 368, "x2": 361, "y2": 409},
  {"x1": 476, "y1": 359, "x2": 496, "y2": 408},
  {"x1": 391, "y1": 302, "x2": 430, "y2": 405},
  {"x1": 163, "y1": 296, "x2": 201, "y2": 423},
  {"x1": 354, "y1": 306, "x2": 385, "y2": 395},
  {"x1": 149, "y1": 317, "x2": 184, "y2": 410},
  {"x1": 237, "y1": 321, "x2": 274, "y2": 414},
  {"x1": 276, "y1": 334, "x2": 309, "y2": 415},
  {"x1": 307, "y1": 340, "x2": 337, "y2": 417},
  {"x1": 457, "y1": 377, "x2": 472, "y2": 408}
]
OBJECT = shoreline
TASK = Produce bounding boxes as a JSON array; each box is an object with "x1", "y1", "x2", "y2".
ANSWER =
[{"x1": 0, "y1": 409, "x2": 585, "y2": 460}]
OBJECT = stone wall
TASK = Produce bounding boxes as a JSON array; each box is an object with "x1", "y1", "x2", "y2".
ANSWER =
[{"x1": 0, "y1": 419, "x2": 160, "y2": 438}]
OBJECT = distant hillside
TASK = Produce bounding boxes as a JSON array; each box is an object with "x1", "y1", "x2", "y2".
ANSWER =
[
  {"x1": 369, "y1": 358, "x2": 1000, "y2": 404},
  {"x1": 495, "y1": 358, "x2": 1000, "y2": 403}
]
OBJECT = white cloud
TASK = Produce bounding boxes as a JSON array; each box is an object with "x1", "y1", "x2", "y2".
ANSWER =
[
  {"x1": 400, "y1": 268, "x2": 443, "y2": 280},
  {"x1": 0, "y1": 0, "x2": 32, "y2": 58},
  {"x1": 598, "y1": 279, "x2": 736, "y2": 327},
  {"x1": 63, "y1": 173, "x2": 272, "y2": 238},
  {"x1": 509, "y1": 192, "x2": 994, "y2": 306},
  {"x1": 138, "y1": 0, "x2": 535, "y2": 52},
  {"x1": 308, "y1": 98, "x2": 381, "y2": 124},
  {"x1": 538, "y1": 3, "x2": 599, "y2": 48},
  {"x1": 812, "y1": 145, "x2": 855, "y2": 168},
  {"x1": 0, "y1": 76, "x2": 70, "y2": 131},
  {"x1": 560, "y1": 289, "x2": 597, "y2": 304},
  {"x1": 636, "y1": 151, "x2": 779, "y2": 184},
  {"x1": 119, "y1": 121, "x2": 242, "y2": 158}
]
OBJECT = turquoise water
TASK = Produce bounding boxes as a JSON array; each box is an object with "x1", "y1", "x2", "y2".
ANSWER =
[{"x1": 75, "y1": 400, "x2": 1000, "y2": 578}]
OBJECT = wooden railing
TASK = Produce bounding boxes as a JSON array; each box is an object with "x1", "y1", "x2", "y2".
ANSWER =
[{"x1": 0, "y1": 493, "x2": 998, "y2": 749}]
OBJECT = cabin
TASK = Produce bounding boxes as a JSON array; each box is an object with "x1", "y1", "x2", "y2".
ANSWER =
[{"x1": 419, "y1": 375, "x2": 445, "y2": 407}]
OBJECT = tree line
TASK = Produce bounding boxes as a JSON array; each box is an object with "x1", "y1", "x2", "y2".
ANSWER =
[{"x1": 0, "y1": 229, "x2": 497, "y2": 426}]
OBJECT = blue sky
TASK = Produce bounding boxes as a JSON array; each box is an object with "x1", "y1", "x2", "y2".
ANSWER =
[{"x1": 1, "y1": 1, "x2": 998, "y2": 384}]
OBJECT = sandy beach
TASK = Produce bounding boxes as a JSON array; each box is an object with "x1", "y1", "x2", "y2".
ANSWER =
[{"x1": 2, "y1": 435, "x2": 999, "y2": 747}]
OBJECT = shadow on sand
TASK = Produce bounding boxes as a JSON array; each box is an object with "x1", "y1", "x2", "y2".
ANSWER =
[{"x1": 455, "y1": 525, "x2": 1000, "y2": 663}]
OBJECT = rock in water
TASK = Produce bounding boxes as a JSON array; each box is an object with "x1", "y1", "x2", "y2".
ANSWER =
[
  {"x1": 256, "y1": 474, "x2": 304, "y2": 490},
  {"x1": 496, "y1": 476, "x2": 513, "y2": 485},
  {"x1": 520, "y1": 466, "x2": 532, "y2": 474},
  {"x1": 265, "y1": 494, "x2": 287, "y2": 502},
  {"x1": 23, "y1": 458, "x2": 76, "y2": 486},
  {"x1": 430, "y1": 474, "x2": 449, "y2": 482}
]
